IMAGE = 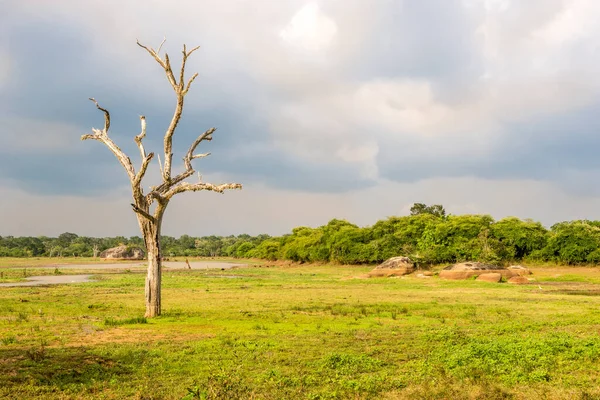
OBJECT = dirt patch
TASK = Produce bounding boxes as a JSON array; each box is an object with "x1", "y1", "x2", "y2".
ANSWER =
[{"x1": 67, "y1": 327, "x2": 214, "y2": 347}]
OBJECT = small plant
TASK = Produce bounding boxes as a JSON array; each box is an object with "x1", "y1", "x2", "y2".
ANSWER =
[
  {"x1": 1, "y1": 335, "x2": 17, "y2": 345},
  {"x1": 181, "y1": 386, "x2": 206, "y2": 400},
  {"x1": 53, "y1": 267, "x2": 62, "y2": 275},
  {"x1": 104, "y1": 317, "x2": 148, "y2": 326},
  {"x1": 25, "y1": 340, "x2": 47, "y2": 362},
  {"x1": 17, "y1": 312, "x2": 29, "y2": 322}
]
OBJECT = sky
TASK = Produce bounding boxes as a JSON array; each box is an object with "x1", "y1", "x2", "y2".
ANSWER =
[{"x1": 2, "y1": 0, "x2": 600, "y2": 237}]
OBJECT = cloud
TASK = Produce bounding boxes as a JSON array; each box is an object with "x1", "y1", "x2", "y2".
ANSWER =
[
  {"x1": 2, "y1": 0, "x2": 600, "y2": 234},
  {"x1": 280, "y1": 2, "x2": 338, "y2": 52}
]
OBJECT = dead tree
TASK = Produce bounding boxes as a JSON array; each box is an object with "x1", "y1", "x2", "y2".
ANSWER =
[
  {"x1": 92, "y1": 243, "x2": 100, "y2": 258},
  {"x1": 82, "y1": 39, "x2": 242, "y2": 317}
]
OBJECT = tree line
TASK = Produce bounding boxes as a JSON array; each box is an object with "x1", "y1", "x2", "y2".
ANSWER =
[{"x1": 3, "y1": 204, "x2": 600, "y2": 265}]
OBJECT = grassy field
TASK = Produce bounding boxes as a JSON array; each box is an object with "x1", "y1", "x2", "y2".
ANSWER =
[{"x1": 1, "y1": 261, "x2": 600, "y2": 399}]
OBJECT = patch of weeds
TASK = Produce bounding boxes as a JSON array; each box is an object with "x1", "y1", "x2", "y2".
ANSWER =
[
  {"x1": 432, "y1": 333, "x2": 600, "y2": 385},
  {"x1": 87, "y1": 303, "x2": 108, "y2": 310},
  {"x1": 253, "y1": 323, "x2": 268, "y2": 331},
  {"x1": 359, "y1": 306, "x2": 368, "y2": 317},
  {"x1": 181, "y1": 385, "x2": 207, "y2": 400},
  {"x1": 104, "y1": 317, "x2": 148, "y2": 326},
  {"x1": 53, "y1": 267, "x2": 62, "y2": 275},
  {"x1": 320, "y1": 352, "x2": 384, "y2": 375},
  {"x1": 1, "y1": 335, "x2": 17, "y2": 345},
  {"x1": 25, "y1": 340, "x2": 47, "y2": 362},
  {"x1": 189, "y1": 370, "x2": 253, "y2": 399}
]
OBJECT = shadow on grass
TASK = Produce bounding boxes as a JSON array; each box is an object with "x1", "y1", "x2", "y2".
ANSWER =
[{"x1": 0, "y1": 346, "x2": 131, "y2": 391}]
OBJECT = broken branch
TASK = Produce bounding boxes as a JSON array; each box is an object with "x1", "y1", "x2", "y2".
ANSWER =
[
  {"x1": 89, "y1": 98, "x2": 110, "y2": 133},
  {"x1": 134, "y1": 115, "x2": 147, "y2": 159},
  {"x1": 184, "y1": 128, "x2": 215, "y2": 171},
  {"x1": 131, "y1": 203, "x2": 156, "y2": 223},
  {"x1": 164, "y1": 182, "x2": 242, "y2": 200},
  {"x1": 82, "y1": 99, "x2": 135, "y2": 180}
]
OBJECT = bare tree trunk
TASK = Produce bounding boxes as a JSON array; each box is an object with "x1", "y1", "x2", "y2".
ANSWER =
[
  {"x1": 142, "y1": 218, "x2": 163, "y2": 317},
  {"x1": 145, "y1": 231, "x2": 161, "y2": 317}
]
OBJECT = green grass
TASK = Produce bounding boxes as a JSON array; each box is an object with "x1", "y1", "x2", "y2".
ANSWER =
[{"x1": 1, "y1": 264, "x2": 600, "y2": 399}]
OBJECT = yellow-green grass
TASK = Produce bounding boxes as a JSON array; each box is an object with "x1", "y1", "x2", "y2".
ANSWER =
[{"x1": 1, "y1": 264, "x2": 600, "y2": 399}]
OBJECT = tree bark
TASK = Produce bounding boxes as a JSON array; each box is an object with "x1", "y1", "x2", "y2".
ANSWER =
[{"x1": 143, "y1": 220, "x2": 162, "y2": 317}]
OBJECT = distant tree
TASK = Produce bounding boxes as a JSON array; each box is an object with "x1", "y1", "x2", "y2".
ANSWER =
[
  {"x1": 410, "y1": 203, "x2": 446, "y2": 218},
  {"x1": 57, "y1": 232, "x2": 78, "y2": 247},
  {"x1": 542, "y1": 221, "x2": 600, "y2": 264},
  {"x1": 491, "y1": 217, "x2": 547, "y2": 260},
  {"x1": 82, "y1": 39, "x2": 241, "y2": 317}
]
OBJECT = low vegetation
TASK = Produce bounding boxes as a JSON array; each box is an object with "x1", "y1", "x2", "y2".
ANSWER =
[
  {"x1": 1, "y1": 263, "x2": 600, "y2": 399},
  {"x1": 4, "y1": 204, "x2": 600, "y2": 266}
]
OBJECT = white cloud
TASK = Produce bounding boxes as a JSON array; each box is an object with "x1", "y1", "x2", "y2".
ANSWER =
[
  {"x1": 3, "y1": 0, "x2": 600, "y2": 235},
  {"x1": 280, "y1": 2, "x2": 338, "y2": 52}
]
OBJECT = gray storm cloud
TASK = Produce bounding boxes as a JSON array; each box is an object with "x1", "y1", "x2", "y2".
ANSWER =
[{"x1": 2, "y1": 0, "x2": 600, "y2": 236}]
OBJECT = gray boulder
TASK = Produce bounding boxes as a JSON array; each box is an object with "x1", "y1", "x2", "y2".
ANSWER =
[
  {"x1": 100, "y1": 245, "x2": 145, "y2": 260},
  {"x1": 439, "y1": 262, "x2": 517, "y2": 280},
  {"x1": 369, "y1": 256, "x2": 415, "y2": 277}
]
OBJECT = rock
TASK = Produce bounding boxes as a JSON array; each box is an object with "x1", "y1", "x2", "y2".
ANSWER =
[
  {"x1": 508, "y1": 276, "x2": 530, "y2": 285},
  {"x1": 100, "y1": 245, "x2": 145, "y2": 260},
  {"x1": 508, "y1": 265, "x2": 532, "y2": 275},
  {"x1": 422, "y1": 271, "x2": 434, "y2": 276},
  {"x1": 476, "y1": 273, "x2": 502, "y2": 283},
  {"x1": 416, "y1": 273, "x2": 431, "y2": 279},
  {"x1": 439, "y1": 262, "x2": 517, "y2": 280},
  {"x1": 369, "y1": 256, "x2": 415, "y2": 277}
]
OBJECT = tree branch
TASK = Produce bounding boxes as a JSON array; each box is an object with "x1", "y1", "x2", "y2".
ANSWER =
[
  {"x1": 88, "y1": 98, "x2": 110, "y2": 132},
  {"x1": 135, "y1": 115, "x2": 147, "y2": 159},
  {"x1": 133, "y1": 152, "x2": 154, "y2": 188},
  {"x1": 137, "y1": 40, "x2": 201, "y2": 183},
  {"x1": 184, "y1": 127, "x2": 215, "y2": 171},
  {"x1": 137, "y1": 39, "x2": 177, "y2": 89},
  {"x1": 81, "y1": 99, "x2": 135, "y2": 180},
  {"x1": 184, "y1": 73, "x2": 198, "y2": 95},
  {"x1": 164, "y1": 182, "x2": 242, "y2": 200},
  {"x1": 156, "y1": 37, "x2": 166, "y2": 55},
  {"x1": 131, "y1": 203, "x2": 156, "y2": 223},
  {"x1": 149, "y1": 127, "x2": 215, "y2": 196},
  {"x1": 136, "y1": 39, "x2": 167, "y2": 69}
]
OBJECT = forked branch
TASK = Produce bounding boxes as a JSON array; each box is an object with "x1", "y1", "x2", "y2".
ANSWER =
[
  {"x1": 137, "y1": 39, "x2": 202, "y2": 182},
  {"x1": 81, "y1": 99, "x2": 135, "y2": 180},
  {"x1": 149, "y1": 127, "x2": 215, "y2": 196}
]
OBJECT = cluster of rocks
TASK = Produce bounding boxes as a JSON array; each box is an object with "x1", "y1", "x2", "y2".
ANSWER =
[
  {"x1": 99, "y1": 245, "x2": 145, "y2": 260},
  {"x1": 368, "y1": 257, "x2": 416, "y2": 277},
  {"x1": 368, "y1": 257, "x2": 532, "y2": 284},
  {"x1": 440, "y1": 262, "x2": 531, "y2": 284}
]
